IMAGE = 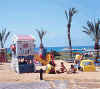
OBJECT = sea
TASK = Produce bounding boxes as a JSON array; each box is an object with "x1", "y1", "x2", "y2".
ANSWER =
[
  {"x1": 7, "y1": 46, "x2": 94, "y2": 54},
  {"x1": 34, "y1": 46, "x2": 94, "y2": 52}
]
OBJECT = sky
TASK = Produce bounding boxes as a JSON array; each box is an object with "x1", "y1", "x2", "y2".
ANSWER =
[{"x1": 0, "y1": 0, "x2": 100, "y2": 47}]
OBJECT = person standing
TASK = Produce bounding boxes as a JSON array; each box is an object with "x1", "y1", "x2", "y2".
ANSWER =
[{"x1": 40, "y1": 68, "x2": 43, "y2": 80}]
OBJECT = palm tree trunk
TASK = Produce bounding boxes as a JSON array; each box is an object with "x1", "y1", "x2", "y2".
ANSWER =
[
  {"x1": 40, "y1": 39, "x2": 43, "y2": 48},
  {"x1": 67, "y1": 24, "x2": 72, "y2": 59},
  {"x1": 94, "y1": 40, "x2": 99, "y2": 62},
  {"x1": 0, "y1": 41, "x2": 4, "y2": 48}
]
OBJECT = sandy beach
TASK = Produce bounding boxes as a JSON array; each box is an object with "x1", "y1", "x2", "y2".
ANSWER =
[{"x1": 0, "y1": 60, "x2": 100, "y2": 83}]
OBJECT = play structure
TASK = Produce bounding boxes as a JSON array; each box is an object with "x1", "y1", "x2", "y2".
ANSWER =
[
  {"x1": 0, "y1": 48, "x2": 7, "y2": 63},
  {"x1": 34, "y1": 51, "x2": 55, "y2": 66},
  {"x1": 80, "y1": 59, "x2": 96, "y2": 72},
  {"x1": 11, "y1": 35, "x2": 35, "y2": 73}
]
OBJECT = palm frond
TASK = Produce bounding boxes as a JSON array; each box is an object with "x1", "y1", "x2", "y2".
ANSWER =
[
  {"x1": 87, "y1": 21, "x2": 93, "y2": 31},
  {"x1": 83, "y1": 19, "x2": 100, "y2": 42},
  {"x1": 69, "y1": 8, "x2": 72, "y2": 17},
  {"x1": 82, "y1": 30, "x2": 90, "y2": 35},
  {"x1": 71, "y1": 8, "x2": 77, "y2": 16},
  {"x1": 41, "y1": 30, "x2": 46, "y2": 37},
  {"x1": 83, "y1": 26, "x2": 89, "y2": 31},
  {"x1": 35, "y1": 29, "x2": 46, "y2": 41},
  {"x1": 4, "y1": 31, "x2": 10, "y2": 44},
  {"x1": 68, "y1": 9, "x2": 72, "y2": 24},
  {"x1": 67, "y1": 8, "x2": 77, "y2": 24},
  {"x1": 0, "y1": 33, "x2": 2, "y2": 41},
  {"x1": 1, "y1": 28, "x2": 6, "y2": 40},
  {"x1": 35, "y1": 29, "x2": 42, "y2": 39},
  {"x1": 65, "y1": 10, "x2": 68, "y2": 20},
  {"x1": 0, "y1": 27, "x2": 10, "y2": 48}
]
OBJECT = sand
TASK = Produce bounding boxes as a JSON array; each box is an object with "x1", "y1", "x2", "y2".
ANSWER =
[{"x1": 0, "y1": 60, "x2": 100, "y2": 83}]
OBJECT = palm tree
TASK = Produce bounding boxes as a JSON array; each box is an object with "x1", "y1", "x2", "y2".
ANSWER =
[
  {"x1": 65, "y1": 8, "x2": 77, "y2": 58},
  {"x1": 83, "y1": 19, "x2": 100, "y2": 61},
  {"x1": 0, "y1": 27, "x2": 10, "y2": 48},
  {"x1": 35, "y1": 29, "x2": 46, "y2": 48}
]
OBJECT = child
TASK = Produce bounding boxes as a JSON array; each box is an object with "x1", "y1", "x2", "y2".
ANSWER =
[
  {"x1": 60, "y1": 62, "x2": 67, "y2": 73},
  {"x1": 46, "y1": 61, "x2": 52, "y2": 74},
  {"x1": 50, "y1": 63, "x2": 56, "y2": 74},
  {"x1": 68, "y1": 64, "x2": 77, "y2": 73}
]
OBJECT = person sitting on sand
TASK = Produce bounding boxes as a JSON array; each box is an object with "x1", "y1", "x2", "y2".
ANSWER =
[
  {"x1": 68, "y1": 64, "x2": 77, "y2": 74},
  {"x1": 49, "y1": 63, "x2": 56, "y2": 74},
  {"x1": 46, "y1": 63, "x2": 51, "y2": 74},
  {"x1": 46, "y1": 61, "x2": 53, "y2": 74},
  {"x1": 56, "y1": 62, "x2": 67, "y2": 73},
  {"x1": 46, "y1": 61, "x2": 56, "y2": 74},
  {"x1": 60, "y1": 62, "x2": 67, "y2": 73}
]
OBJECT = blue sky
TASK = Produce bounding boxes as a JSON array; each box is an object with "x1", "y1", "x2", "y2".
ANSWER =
[{"x1": 0, "y1": 0, "x2": 100, "y2": 47}]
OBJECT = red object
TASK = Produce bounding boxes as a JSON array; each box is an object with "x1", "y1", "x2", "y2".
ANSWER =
[
  {"x1": 10, "y1": 44, "x2": 16, "y2": 52},
  {"x1": 51, "y1": 54, "x2": 55, "y2": 64},
  {"x1": 17, "y1": 35, "x2": 34, "y2": 40},
  {"x1": 51, "y1": 55, "x2": 53, "y2": 62},
  {"x1": 40, "y1": 54, "x2": 43, "y2": 58},
  {"x1": 0, "y1": 52, "x2": 6, "y2": 62},
  {"x1": 23, "y1": 44, "x2": 28, "y2": 48}
]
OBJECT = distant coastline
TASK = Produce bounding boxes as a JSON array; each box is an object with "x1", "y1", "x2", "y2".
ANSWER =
[
  {"x1": 34, "y1": 46, "x2": 94, "y2": 52},
  {"x1": 6, "y1": 46, "x2": 94, "y2": 54}
]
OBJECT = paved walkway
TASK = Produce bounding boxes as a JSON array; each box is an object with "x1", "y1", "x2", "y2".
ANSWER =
[
  {"x1": 0, "y1": 81, "x2": 50, "y2": 89},
  {"x1": 0, "y1": 80, "x2": 68, "y2": 89},
  {"x1": 0, "y1": 80, "x2": 100, "y2": 89}
]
